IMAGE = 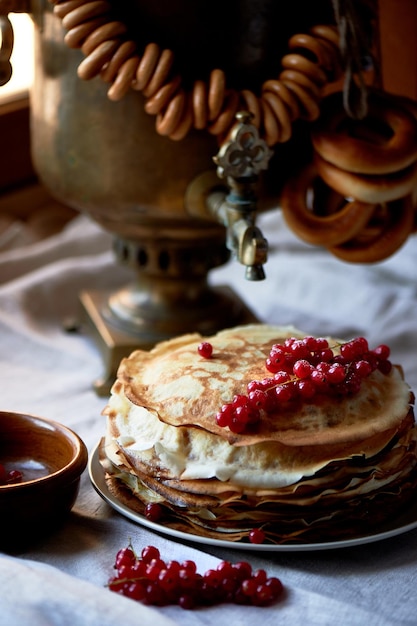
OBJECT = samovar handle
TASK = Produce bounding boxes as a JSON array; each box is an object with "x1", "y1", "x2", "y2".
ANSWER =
[
  {"x1": 0, "y1": 13, "x2": 13, "y2": 85},
  {"x1": 0, "y1": 0, "x2": 30, "y2": 86}
]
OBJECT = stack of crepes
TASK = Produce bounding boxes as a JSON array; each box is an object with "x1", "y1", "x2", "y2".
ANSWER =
[{"x1": 100, "y1": 324, "x2": 417, "y2": 544}]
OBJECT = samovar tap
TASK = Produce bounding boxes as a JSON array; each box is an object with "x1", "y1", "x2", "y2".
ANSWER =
[{"x1": 210, "y1": 111, "x2": 273, "y2": 280}]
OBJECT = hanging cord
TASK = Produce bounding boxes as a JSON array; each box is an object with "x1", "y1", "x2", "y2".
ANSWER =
[{"x1": 331, "y1": 0, "x2": 375, "y2": 119}]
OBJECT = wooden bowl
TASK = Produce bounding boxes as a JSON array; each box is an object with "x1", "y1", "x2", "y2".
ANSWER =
[{"x1": 0, "y1": 411, "x2": 88, "y2": 550}]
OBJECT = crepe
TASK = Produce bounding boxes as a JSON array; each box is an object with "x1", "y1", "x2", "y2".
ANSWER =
[{"x1": 101, "y1": 324, "x2": 417, "y2": 543}]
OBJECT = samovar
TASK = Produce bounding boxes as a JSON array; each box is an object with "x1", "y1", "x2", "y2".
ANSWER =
[{"x1": 3, "y1": 0, "x2": 401, "y2": 393}]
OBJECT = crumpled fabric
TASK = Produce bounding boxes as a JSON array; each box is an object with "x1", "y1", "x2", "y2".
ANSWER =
[{"x1": 1, "y1": 210, "x2": 417, "y2": 625}]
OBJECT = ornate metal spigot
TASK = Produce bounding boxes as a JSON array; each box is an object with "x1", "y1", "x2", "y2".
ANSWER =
[{"x1": 211, "y1": 111, "x2": 273, "y2": 280}]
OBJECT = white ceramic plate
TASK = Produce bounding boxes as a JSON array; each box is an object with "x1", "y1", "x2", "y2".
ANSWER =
[{"x1": 89, "y1": 441, "x2": 417, "y2": 552}]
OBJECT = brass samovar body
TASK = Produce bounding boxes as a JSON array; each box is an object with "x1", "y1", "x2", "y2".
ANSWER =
[
  {"x1": 18, "y1": 1, "x2": 333, "y2": 389},
  {"x1": 30, "y1": 1, "x2": 331, "y2": 220}
]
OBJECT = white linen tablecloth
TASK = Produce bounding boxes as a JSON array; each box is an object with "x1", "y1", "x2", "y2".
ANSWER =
[{"x1": 1, "y1": 208, "x2": 417, "y2": 626}]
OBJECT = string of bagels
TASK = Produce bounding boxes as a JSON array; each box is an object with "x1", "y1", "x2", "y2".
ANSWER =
[{"x1": 50, "y1": 0, "x2": 417, "y2": 263}]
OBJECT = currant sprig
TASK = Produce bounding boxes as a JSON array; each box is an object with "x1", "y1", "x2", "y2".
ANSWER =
[
  {"x1": 108, "y1": 544, "x2": 284, "y2": 608},
  {"x1": 216, "y1": 335, "x2": 392, "y2": 434}
]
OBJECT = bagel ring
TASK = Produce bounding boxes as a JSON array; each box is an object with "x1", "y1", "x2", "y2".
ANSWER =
[
  {"x1": 329, "y1": 195, "x2": 414, "y2": 263},
  {"x1": 280, "y1": 163, "x2": 376, "y2": 247},
  {"x1": 312, "y1": 91, "x2": 417, "y2": 175},
  {"x1": 314, "y1": 151, "x2": 417, "y2": 204}
]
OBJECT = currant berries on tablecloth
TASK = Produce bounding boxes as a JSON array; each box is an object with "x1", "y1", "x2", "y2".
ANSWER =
[
  {"x1": 108, "y1": 544, "x2": 284, "y2": 608},
  {"x1": 216, "y1": 335, "x2": 392, "y2": 433}
]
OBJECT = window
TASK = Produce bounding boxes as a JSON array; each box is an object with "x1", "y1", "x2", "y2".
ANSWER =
[
  {"x1": 0, "y1": 12, "x2": 34, "y2": 103},
  {"x1": 0, "y1": 12, "x2": 35, "y2": 192}
]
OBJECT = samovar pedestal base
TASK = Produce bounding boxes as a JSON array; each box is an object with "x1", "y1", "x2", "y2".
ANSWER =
[{"x1": 80, "y1": 286, "x2": 257, "y2": 396}]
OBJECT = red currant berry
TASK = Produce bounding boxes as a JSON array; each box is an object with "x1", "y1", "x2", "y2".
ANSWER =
[
  {"x1": 241, "y1": 577, "x2": 258, "y2": 597},
  {"x1": 363, "y1": 351, "x2": 377, "y2": 370},
  {"x1": 222, "y1": 576, "x2": 239, "y2": 594},
  {"x1": 216, "y1": 404, "x2": 233, "y2": 427},
  {"x1": 130, "y1": 559, "x2": 146, "y2": 576},
  {"x1": 7, "y1": 469, "x2": 23, "y2": 484},
  {"x1": 265, "y1": 576, "x2": 284, "y2": 598},
  {"x1": 125, "y1": 581, "x2": 146, "y2": 601},
  {"x1": 252, "y1": 569, "x2": 268, "y2": 584},
  {"x1": 165, "y1": 560, "x2": 180, "y2": 577},
  {"x1": 274, "y1": 384, "x2": 294, "y2": 402},
  {"x1": 200, "y1": 582, "x2": 218, "y2": 605},
  {"x1": 117, "y1": 563, "x2": 136, "y2": 579},
  {"x1": 248, "y1": 389, "x2": 270, "y2": 411},
  {"x1": 297, "y1": 379, "x2": 316, "y2": 399},
  {"x1": 144, "y1": 502, "x2": 163, "y2": 522},
  {"x1": 265, "y1": 355, "x2": 285, "y2": 373},
  {"x1": 344, "y1": 372, "x2": 362, "y2": 394},
  {"x1": 247, "y1": 379, "x2": 263, "y2": 394},
  {"x1": 204, "y1": 568, "x2": 222, "y2": 588},
  {"x1": 115, "y1": 547, "x2": 136, "y2": 569},
  {"x1": 283, "y1": 353, "x2": 297, "y2": 371},
  {"x1": 178, "y1": 568, "x2": 197, "y2": 590},
  {"x1": 141, "y1": 545, "x2": 160, "y2": 563},
  {"x1": 310, "y1": 368, "x2": 328, "y2": 390},
  {"x1": 253, "y1": 583, "x2": 275, "y2": 606},
  {"x1": 374, "y1": 344, "x2": 390, "y2": 360},
  {"x1": 215, "y1": 412, "x2": 229, "y2": 428},
  {"x1": 356, "y1": 336, "x2": 369, "y2": 352},
  {"x1": 197, "y1": 341, "x2": 213, "y2": 358},
  {"x1": 288, "y1": 340, "x2": 309, "y2": 359},
  {"x1": 302, "y1": 336, "x2": 319, "y2": 350},
  {"x1": 178, "y1": 593, "x2": 196, "y2": 610},
  {"x1": 318, "y1": 348, "x2": 334, "y2": 362},
  {"x1": 269, "y1": 344, "x2": 287, "y2": 357},
  {"x1": 180, "y1": 560, "x2": 197, "y2": 575},
  {"x1": 293, "y1": 359, "x2": 314, "y2": 379},
  {"x1": 249, "y1": 528, "x2": 266, "y2": 544},
  {"x1": 378, "y1": 359, "x2": 392, "y2": 375},
  {"x1": 258, "y1": 376, "x2": 274, "y2": 390},
  {"x1": 332, "y1": 354, "x2": 348, "y2": 365},
  {"x1": 341, "y1": 338, "x2": 367, "y2": 360},
  {"x1": 228, "y1": 416, "x2": 247, "y2": 434},
  {"x1": 353, "y1": 359, "x2": 373, "y2": 378},
  {"x1": 315, "y1": 337, "x2": 329, "y2": 350},
  {"x1": 316, "y1": 361, "x2": 331, "y2": 373},
  {"x1": 284, "y1": 337, "x2": 297, "y2": 348},
  {"x1": 273, "y1": 371, "x2": 291, "y2": 384},
  {"x1": 233, "y1": 561, "x2": 253, "y2": 580},
  {"x1": 340, "y1": 341, "x2": 355, "y2": 360},
  {"x1": 232, "y1": 394, "x2": 249, "y2": 408},
  {"x1": 144, "y1": 581, "x2": 165, "y2": 605},
  {"x1": 327, "y1": 363, "x2": 347, "y2": 384},
  {"x1": 146, "y1": 558, "x2": 166, "y2": 581},
  {"x1": 158, "y1": 568, "x2": 179, "y2": 593},
  {"x1": 216, "y1": 560, "x2": 233, "y2": 578},
  {"x1": 236, "y1": 405, "x2": 252, "y2": 423}
]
